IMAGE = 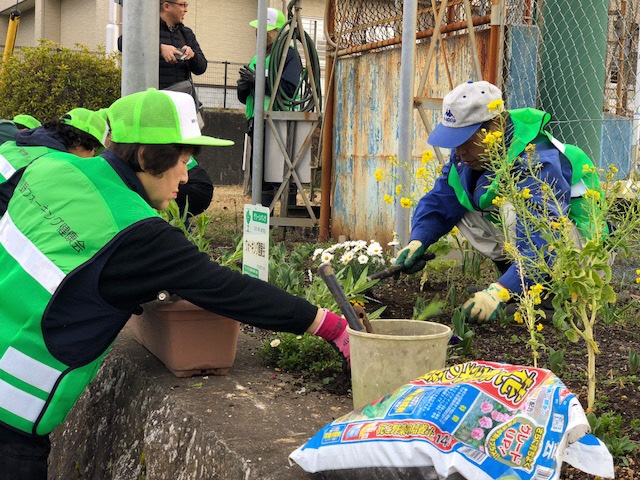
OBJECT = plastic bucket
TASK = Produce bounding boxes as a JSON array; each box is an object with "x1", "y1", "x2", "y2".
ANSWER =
[{"x1": 348, "y1": 319, "x2": 452, "y2": 409}]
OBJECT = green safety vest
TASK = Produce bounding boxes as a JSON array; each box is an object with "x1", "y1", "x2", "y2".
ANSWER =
[
  {"x1": 245, "y1": 54, "x2": 273, "y2": 120},
  {"x1": 0, "y1": 152, "x2": 160, "y2": 435},
  {"x1": 0, "y1": 141, "x2": 56, "y2": 184},
  {"x1": 446, "y1": 108, "x2": 603, "y2": 236}
]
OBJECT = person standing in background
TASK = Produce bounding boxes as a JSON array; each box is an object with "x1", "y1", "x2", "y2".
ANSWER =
[{"x1": 237, "y1": 7, "x2": 302, "y2": 208}]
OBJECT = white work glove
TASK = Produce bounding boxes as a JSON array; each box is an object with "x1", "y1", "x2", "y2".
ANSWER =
[
  {"x1": 462, "y1": 283, "x2": 509, "y2": 324},
  {"x1": 395, "y1": 240, "x2": 427, "y2": 274}
]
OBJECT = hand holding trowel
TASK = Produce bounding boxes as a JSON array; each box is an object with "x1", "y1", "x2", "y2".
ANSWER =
[
  {"x1": 367, "y1": 240, "x2": 435, "y2": 282},
  {"x1": 318, "y1": 262, "x2": 373, "y2": 333}
]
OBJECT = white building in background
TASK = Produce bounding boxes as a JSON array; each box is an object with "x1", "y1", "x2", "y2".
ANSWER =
[{"x1": 0, "y1": 0, "x2": 328, "y2": 108}]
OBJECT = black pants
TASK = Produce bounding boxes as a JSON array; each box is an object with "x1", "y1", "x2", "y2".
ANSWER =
[{"x1": 0, "y1": 425, "x2": 50, "y2": 480}]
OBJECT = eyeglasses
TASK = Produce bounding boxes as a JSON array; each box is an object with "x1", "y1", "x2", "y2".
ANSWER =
[{"x1": 166, "y1": 1, "x2": 189, "y2": 8}]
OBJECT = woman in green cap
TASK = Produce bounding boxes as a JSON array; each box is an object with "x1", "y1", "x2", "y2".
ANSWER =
[{"x1": 0, "y1": 89, "x2": 350, "y2": 479}]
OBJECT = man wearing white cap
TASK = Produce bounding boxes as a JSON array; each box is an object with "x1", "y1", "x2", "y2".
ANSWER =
[
  {"x1": 395, "y1": 80, "x2": 604, "y2": 323},
  {"x1": 0, "y1": 89, "x2": 351, "y2": 478}
]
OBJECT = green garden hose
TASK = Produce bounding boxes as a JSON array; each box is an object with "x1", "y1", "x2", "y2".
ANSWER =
[{"x1": 268, "y1": 0, "x2": 322, "y2": 112}]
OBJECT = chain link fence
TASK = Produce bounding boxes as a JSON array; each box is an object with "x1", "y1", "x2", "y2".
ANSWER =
[{"x1": 328, "y1": 0, "x2": 640, "y2": 176}]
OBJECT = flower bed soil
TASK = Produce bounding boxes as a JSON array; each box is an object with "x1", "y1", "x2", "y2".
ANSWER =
[{"x1": 214, "y1": 186, "x2": 639, "y2": 479}]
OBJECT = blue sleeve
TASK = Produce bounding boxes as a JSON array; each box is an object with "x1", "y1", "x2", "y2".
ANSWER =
[
  {"x1": 497, "y1": 146, "x2": 572, "y2": 294},
  {"x1": 409, "y1": 158, "x2": 468, "y2": 247}
]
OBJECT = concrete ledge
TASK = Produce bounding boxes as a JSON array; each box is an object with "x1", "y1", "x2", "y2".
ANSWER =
[{"x1": 49, "y1": 324, "x2": 353, "y2": 479}]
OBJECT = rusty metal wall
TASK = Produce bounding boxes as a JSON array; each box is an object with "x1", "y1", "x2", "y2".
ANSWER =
[{"x1": 331, "y1": 30, "x2": 490, "y2": 246}]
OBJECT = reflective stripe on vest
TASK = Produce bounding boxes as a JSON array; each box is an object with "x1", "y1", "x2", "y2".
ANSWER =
[
  {"x1": 0, "y1": 213, "x2": 64, "y2": 294},
  {"x1": 0, "y1": 153, "x2": 16, "y2": 181},
  {"x1": 0, "y1": 347, "x2": 62, "y2": 423}
]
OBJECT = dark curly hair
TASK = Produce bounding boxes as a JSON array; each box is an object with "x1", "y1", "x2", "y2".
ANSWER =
[
  {"x1": 43, "y1": 117, "x2": 103, "y2": 153},
  {"x1": 108, "y1": 142, "x2": 200, "y2": 176}
]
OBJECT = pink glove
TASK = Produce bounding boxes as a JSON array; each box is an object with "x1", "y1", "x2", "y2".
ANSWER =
[{"x1": 313, "y1": 309, "x2": 350, "y2": 367}]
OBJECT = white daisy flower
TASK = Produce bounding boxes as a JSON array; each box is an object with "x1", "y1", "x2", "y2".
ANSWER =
[
  {"x1": 321, "y1": 251, "x2": 334, "y2": 262},
  {"x1": 367, "y1": 242, "x2": 383, "y2": 256},
  {"x1": 312, "y1": 248, "x2": 324, "y2": 260},
  {"x1": 340, "y1": 251, "x2": 355, "y2": 264},
  {"x1": 270, "y1": 339, "x2": 281, "y2": 348},
  {"x1": 358, "y1": 255, "x2": 369, "y2": 264}
]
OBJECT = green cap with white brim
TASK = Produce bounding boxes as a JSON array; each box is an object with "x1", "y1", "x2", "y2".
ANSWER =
[{"x1": 107, "y1": 89, "x2": 234, "y2": 147}]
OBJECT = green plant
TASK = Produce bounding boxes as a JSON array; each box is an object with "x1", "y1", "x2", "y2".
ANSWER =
[
  {"x1": 258, "y1": 332, "x2": 344, "y2": 381},
  {"x1": 548, "y1": 346, "x2": 566, "y2": 376},
  {"x1": 0, "y1": 40, "x2": 121, "y2": 119},
  {"x1": 162, "y1": 201, "x2": 243, "y2": 270},
  {"x1": 481, "y1": 104, "x2": 640, "y2": 409},
  {"x1": 162, "y1": 201, "x2": 212, "y2": 255},
  {"x1": 449, "y1": 308, "x2": 474, "y2": 358},
  {"x1": 587, "y1": 412, "x2": 640, "y2": 465},
  {"x1": 412, "y1": 296, "x2": 444, "y2": 320}
]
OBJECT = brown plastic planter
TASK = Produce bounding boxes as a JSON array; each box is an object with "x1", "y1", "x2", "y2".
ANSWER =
[{"x1": 128, "y1": 298, "x2": 241, "y2": 378}]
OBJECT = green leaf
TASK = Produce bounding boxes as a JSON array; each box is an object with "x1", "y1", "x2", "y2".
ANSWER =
[{"x1": 565, "y1": 329, "x2": 580, "y2": 343}]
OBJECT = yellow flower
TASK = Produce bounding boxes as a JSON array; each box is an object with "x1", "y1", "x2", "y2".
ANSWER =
[
  {"x1": 530, "y1": 284, "x2": 543, "y2": 295},
  {"x1": 487, "y1": 99, "x2": 504, "y2": 113},
  {"x1": 636, "y1": 269, "x2": 640, "y2": 275},
  {"x1": 525, "y1": 143, "x2": 535, "y2": 152},
  {"x1": 636, "y1": 278, "x2": 640, "y2": 284},
  {"x1": 521, "y1": 187, "x2": 533, "y2": 199},
  {"x1": 383, "y1": 194, "x2": 393, "y2": 204},
  {"x1": 608, "y1": 165, "x2": 618, "y2": 173},
  {"x1": 421, "y1": 150, "x2": 434, "y2": 164},
  {"x1": 482, "y1": 132, "x2": 497, "y2": 146},
  {"x1": 498, "y1": 289, "x2": 511, "y2": 302},
  {"x1": 400, "y1": 197, "x2": 412, "y2": 209},
  {"x1": 450, "y1": 226, "x2": 459, "y2": 236},
  {"x1": 536, "y1": 323, "x2": 543, "y2": 332},
  {"x1": 584, "y1": 189, "x2": 601, "y2": 201},
  {"x1": 374, "y1": 169, "x2": 385, "y2": 181},
  {"x1": 550, "y1": 221, "x2": 560, "y2": 230},
  {"x1": 529, "y1": 283, "x2": 544, "y2": 305},
  {"x1": 415, "y1": 167, "x2": 428, "y2": 179},
  {"x1": 504, "y1": 241, "x2": 516, "y2": 256},
  {"x1": 395, "y1": 184, "x2": 402, "y2": 195},
  {"x1": 492, "y1": 196, "x2": 506, "y2": 207},
  {"x1": 513, "y1": 312, "x2": 524, "y2": 324}
]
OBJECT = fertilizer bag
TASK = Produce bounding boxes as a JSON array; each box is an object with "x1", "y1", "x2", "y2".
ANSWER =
[{"x1": 290, "y1": 361, "x2": 613, "y2": 480}]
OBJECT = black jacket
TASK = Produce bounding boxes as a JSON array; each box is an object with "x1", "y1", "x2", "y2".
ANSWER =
[
  {"x1": 158, "y1": 19, "x2": 207, "y2": 89},
  {"x1": 117, "y1": 20, "x2": 207, "y2": 90}
]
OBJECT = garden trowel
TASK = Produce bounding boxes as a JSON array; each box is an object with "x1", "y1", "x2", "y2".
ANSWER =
[
  {"x1": 366, "y1": 252, "x2": 436, "y2": 282},
  {"x1": 318, "y1": 262, "x2": 372, "y2": 333}
]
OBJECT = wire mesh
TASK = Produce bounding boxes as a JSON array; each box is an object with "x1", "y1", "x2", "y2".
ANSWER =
[{"x1": 328, "y1": 0, "x2": 640, "y2": 175}]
